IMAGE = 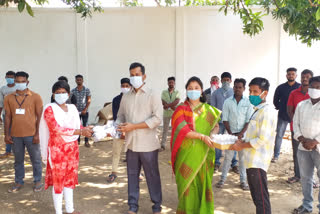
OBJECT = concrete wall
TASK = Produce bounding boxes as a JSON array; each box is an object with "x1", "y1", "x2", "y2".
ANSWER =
[{"x1": 0, "y1": 7, "x2": 319, "y2": 123}]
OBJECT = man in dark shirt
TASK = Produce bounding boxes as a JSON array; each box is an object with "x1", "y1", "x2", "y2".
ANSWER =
[
  {"x1": 107, "y1": 78, "x2": 131, "y2": 183},
  {"x1": 272, "y1": 67, "x2": 300, "y2": 162}
]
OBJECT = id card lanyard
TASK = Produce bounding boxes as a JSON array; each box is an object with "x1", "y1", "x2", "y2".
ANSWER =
[{"x1": 15, "y1": 94, "x2": 27, "y2": 112}]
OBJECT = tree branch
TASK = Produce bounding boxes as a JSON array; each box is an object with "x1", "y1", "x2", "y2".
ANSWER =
[
  {"x1": 240, "y1": 0, "x2": 253, "y2": 22},
  {"x1": 154, "y1": 0, "x2": 161, "y2": 6},
  {"x1": 308, "y1": 0, "x2": 319, "y2": 7},
  {"x1": 272, "y1": 0, "x2": 280, "y2": 9}
]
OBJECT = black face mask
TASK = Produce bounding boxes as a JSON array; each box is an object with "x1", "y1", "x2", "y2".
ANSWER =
[{"x1": 288, "y1": 79, "x2": 295, "y2": 82}]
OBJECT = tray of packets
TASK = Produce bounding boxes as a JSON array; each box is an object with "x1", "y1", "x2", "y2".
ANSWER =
[{"x1": 211, "y1": 134, "x2": 238, "y2": 150}]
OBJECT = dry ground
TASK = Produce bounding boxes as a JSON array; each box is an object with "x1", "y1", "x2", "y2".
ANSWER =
[{"x1": 0, "y1": 128, "x2": 319, "y2": 214}]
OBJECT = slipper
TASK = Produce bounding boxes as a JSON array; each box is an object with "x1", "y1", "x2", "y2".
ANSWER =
[
  {"x1": 33, "y1": 183, "x2": 44, "y2": 192},
  {"x1": 8, "y1": 183, "x2": 23, "y2": 193},
  {"x1": 215, "y1": 180, "x2": 224, "y2": 188},
  {"x1": 107, "y1": 174, "x2": 118, "y2": 183},
  {"x1": 287, "y1": 176, "x2": 300, "y2": 184},
  {"x1": 313, "y1": 182, "x2": 319, "y2": 188}
]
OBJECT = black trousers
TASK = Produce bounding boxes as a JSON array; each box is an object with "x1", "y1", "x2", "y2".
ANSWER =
[
  {"x1": 78, "y1": 112, "x2": 89, "y2": 143},
  {"x1": 247, "y1": 168, "x2": 271, "y2": 214},
  {"x1": 126, "y1": 149, "x2": 162, "y2": 213}
]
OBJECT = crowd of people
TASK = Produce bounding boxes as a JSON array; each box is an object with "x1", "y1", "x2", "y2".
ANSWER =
[{"x1": 0, "y1": 63, "x2": 319, "y2": 214}]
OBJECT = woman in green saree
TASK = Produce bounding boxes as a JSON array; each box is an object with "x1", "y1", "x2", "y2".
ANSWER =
[{"x1": 171, "y1": 76, "x2": 221, "y2": 214}]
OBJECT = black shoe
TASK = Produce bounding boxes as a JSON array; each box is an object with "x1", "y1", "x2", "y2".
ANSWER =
[{"x1": 292, "y1": 205, "x2": 312, "y2": 214}]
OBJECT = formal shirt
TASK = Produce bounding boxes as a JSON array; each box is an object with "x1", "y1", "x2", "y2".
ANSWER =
[
  {"x1": 112, "y1": 93, "x2": 123, "y2": 121},
  {"x1": 4, "y1": 89, "x2": 43, "y2": 137},
  {"x1": 293, "y1": 99, "x2": 320, "y2": 151},
  {"x1": 71, "y1": 86, "x2": 91, "y2": 112},
  {"x1": 287, "y1": 87, "x2": 310, "y2": 131},
  {"x1": 116, "y1": 84, "x2": 163, "y2": 152},
  {"x1": 273, "y1": 82, "x2": 300, "y2": 122},
  {"x1": 161, "y1": 89, "x2": 180, "y2": 118},
  {"x1": 222, "y1": 96, "x2": 254, "y2": 133},
  {"x1": 0, "y1": 85, "x2": 17, "y2": 109},
  {"x1": 243, "y1": 103, "x2": 276, "y2": 172},
  {"x1": 210, "y1": 87, "x2": 233, "y2": 120}
]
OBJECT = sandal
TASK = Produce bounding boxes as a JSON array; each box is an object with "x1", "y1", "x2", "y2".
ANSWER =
[
  {"x1": 107, "y1": 174, "x2": 118, "y2": 183},
  {"x1": 215, "y1": 180, "x2": 224, "y2": 188},
  {"x1": 85, "y1": 142, "x2": 91, "y2": 148},
  {"x1": 287, "y1": 176, "x2": 300, "y2": 184},
  {"x1": 33, "y1": 182, "x2": 44, "y2": 192},
  {"x1": 240, "y1": 182, "x2": 249, "y2": 190},
  {"x1": 313, "y1": 181, "x2": 319, "y2": 188},
  {"x1": 8, "y1": 183, "x2": 23, "y2": 193}
]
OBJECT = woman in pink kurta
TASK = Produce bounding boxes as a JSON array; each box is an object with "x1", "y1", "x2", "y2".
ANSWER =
[{"x1": 40, "y1": 81, "x2": 93, "y2": 214}]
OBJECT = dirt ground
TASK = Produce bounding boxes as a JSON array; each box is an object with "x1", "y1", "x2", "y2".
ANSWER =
[{"x1": 0, "y1": 128, "x2": 319, "y2": 214}]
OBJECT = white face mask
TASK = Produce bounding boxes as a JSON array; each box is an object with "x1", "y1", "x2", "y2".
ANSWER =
[
  {"x1": 121, "y1": 87, "x2": 131, "y2": 94},
  {"x1": 16, "y1": 83, "x2": 28, "y2": 91},
  {"x1": 55, "y1": 93, "x2": 69, "y2": 105},
  {"x1": 130, "y1": 76, "x2": 144, "y2": 89},
  {"x1": 308, "y1": 88, "x2": 320, "y2": 99}
]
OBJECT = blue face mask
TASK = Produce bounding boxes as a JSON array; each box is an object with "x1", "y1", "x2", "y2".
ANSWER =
[
  {"x1": 249, "y1": 91, "x2": 265, "y2": 106},
  {"x1": 187, "y1": 90, "x2": 201, "y2": 101},
  {"x1": 6, "y1": 78, "x2": 15, "y2": 85},
  {"x1": 15, "y1": 83, "x2": 27, "y2": 91}
]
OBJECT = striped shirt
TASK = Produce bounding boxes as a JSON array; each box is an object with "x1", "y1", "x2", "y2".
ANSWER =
[
  {"x1": 243, "y1": 103, "x2": 276, "y2": 172},
  {"x1": 293, "y1": 99, "x2": 320, "y2": 151}
]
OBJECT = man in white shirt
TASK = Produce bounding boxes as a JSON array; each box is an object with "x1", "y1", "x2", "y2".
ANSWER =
[
  {"x1": 293, "y1": 76, "x2": 320, "y2": 214},
  {"x1": 117, "y1": 62, "x2": 163, "y2": 214}
]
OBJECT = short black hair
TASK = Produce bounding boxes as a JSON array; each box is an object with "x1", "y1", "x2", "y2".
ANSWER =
[
  {"x1": 221, "y1": 72, "x2": 232, "y2": 80},
  {"x1": 309, "y1": 76, "x2": 320, "y2": 85},
  {"x1": 15, "y1": 71, "x2": 29, "y2": 80},
  {"x1": 121, "y1": 78, "x2": 131, "y2": 85},
  {"x1": 129, "y1": 62, "x2": 145, "y2": 75},
  {"x1": 52, "y1": 80, "x2": 70, "y2": 94},
  {"x1": 287, "y1": 67, "x2": 297, "y2": 73},
  {"x1": 58, "y1": 76, "x2": 68, "y2": 83},
  {"x1": 168, "y1": 76, "x2": 175, "y2": 82},
  {"x1": 249, "y1": 77, "x2": 270, "y2": 91},
  {"x1": 185, "y1": 76, "x2": 206, "y2": 103},
  {"x1": 75, "y1": 74, "x2": 83, "y2": 79},
  {"x1": 301, "y1": 69, "x2": 314, "y2": 77},
  {"x1": 6, "y1": 71, "x2": 15, "y2": 77},
  {"x1": 234, "y1": 78, "x2": 246, "y2": 87}
]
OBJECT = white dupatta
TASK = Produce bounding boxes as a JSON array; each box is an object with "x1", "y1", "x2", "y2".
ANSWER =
[{"x1": 39, "y1": 103, "x2": 81, "y2": 162}]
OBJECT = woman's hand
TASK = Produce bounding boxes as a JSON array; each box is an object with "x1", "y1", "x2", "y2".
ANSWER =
[
  {"x1": 201, "y1": 135, "x2": 215, "y2": 148},
  {"x1": 81, "y1": 127, "x2": 94, "y2": 137}
]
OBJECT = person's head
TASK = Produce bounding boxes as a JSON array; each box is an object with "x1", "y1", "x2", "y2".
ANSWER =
[
  {"x1": 248, "y1": 77, "x2": 270, "y2": 106},
  {"x1": 301, "y1": 69, "x2": 314, "y2": 87},
  {"x1": 308, "y1": 76, "x2": 320, "y2": 100},
  {"x1": 75, "y1": 74, "x2": 83, "y2": 86},
  {"x1": 15, "y1": 71, "x2": 29, "y2": 91},
  {"x1": 286, "y1": 67, "x2": 297, "y2": 82},
  {"x1": 210, "y1": 76, "x2": 219, "y2": 85},
  {"x1": 168, "y1": 76, "x2": 176, "y2": 89},
  {"x1": 52, "y1": 81, "x2": 71, "y2": 105},
  {"x1": 5, "y1": 71, "x2": 16, "y2": 85},
  {"x1": 120, "y1": 78, "x2": 131, "y2": 94},
  {"x1": 129, "y1": 62, "x2": 146, "y2": 89},
  {"x1": 58, "y1": 76, "x2": 68, "y2": 83},
  {"x1": 233, "y1": 78, "x2": 246, "y2": 97},
  {"x1": 185, "y1": 76, "x2": 206, "y2": 103},
  {"x1": 221, "y1": 72, "x2": 232, "y2": 89}
]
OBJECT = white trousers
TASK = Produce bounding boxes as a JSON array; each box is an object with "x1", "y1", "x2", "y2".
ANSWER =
[{"x1": 52, "y1": 187, "x2": 74, "y2": 214}]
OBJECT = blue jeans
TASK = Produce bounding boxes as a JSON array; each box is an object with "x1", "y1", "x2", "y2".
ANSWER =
[
  {"x1": 221, "y1": 150, "x2": 246, "y2": 183},
  {"x1": 274, "y1": 117, "x2": 289, "y2": 158},
  {"x1": 297, "y1": 149, "x2": 320, "y2": 212},
  {"x1": 215, "y1": 123, "x2": 238, "y2": 167},
  {"x1": 12, "y1": 136, "x2": 42, "y2": 185},
  {"x1": 2, "y1": 113, "x2": 12, "y2": 153}
]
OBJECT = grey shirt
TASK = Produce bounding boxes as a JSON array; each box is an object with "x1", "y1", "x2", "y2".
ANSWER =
[
  {"x1": 0, "y1": 85, "x2": 17, "y2": 108},
  {"x1": 71, "y1": 86, "x2": 91, "y2": 112},
  {"x1": 210, "y1": 87, "x2": 234, "y2": 120},
  {"x1": 116, "y1": 84, "x2": 163, "y2": 152}
]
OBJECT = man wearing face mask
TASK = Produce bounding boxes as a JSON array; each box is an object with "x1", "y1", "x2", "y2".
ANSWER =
[
  {"x1": 292, "y1": 76, "x2": 320, "y2": 214},
  {"x1": 230, "y1": 77, "x2": 276, "y2": 214},
  {"x1": 0, "y1": 71, "x2": 17, "y2": 158},
  {"x1": 4, "y1": 71, "x2": 44, "y2": 193},
  {"x1": 272, "y1": 67, "x2": 300, "y2": 163},
  {"x1": 204, "y1": 76, "x2": 220, "y2": 104},
  {"x1": 106, "y1": 78, "x2": 131, "y2": 183},
  {"x1": 211, "y1": 72, "x2": 238, "y2": 173},
  {"x1": 117, "y1": 62, "x2": 163, "y2": 214}
]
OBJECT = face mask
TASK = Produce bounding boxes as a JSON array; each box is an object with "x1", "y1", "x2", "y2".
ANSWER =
[
  {"x1": 15, "y1": 83, "x2": 27, "y2": 91},
  {"x1": 55, "y1": 93, "x2": 69, "y2": 105},
  {"x1": 187, "y1": 90, "x2": 202, "y2": 101},
  {"x1": 222, "y1": 82, "x2": 230, "y2": 90},
  {"x1": 6, "y1": 78, "x2": 15, "y2": 85},
  {"x1": 121, "y1": 87, "x2": 131, "y2": 94},
  {"x1": 308, "y1": 88, "x2": 320, "y2": 99},
  {"x1": 249, "y1": 91, "x2": 265, "y2": 106},
  {"x1": 130, "y1": 76, "x2": 144, "y2": 89}
]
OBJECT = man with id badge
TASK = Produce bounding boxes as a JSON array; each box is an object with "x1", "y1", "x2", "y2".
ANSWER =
[
  {"x1": 4, "y1": 71, "x2": 43, "y2": 193},
  {"x1": 230, "y1": 77, "x2": 276, "y2": 214}
]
